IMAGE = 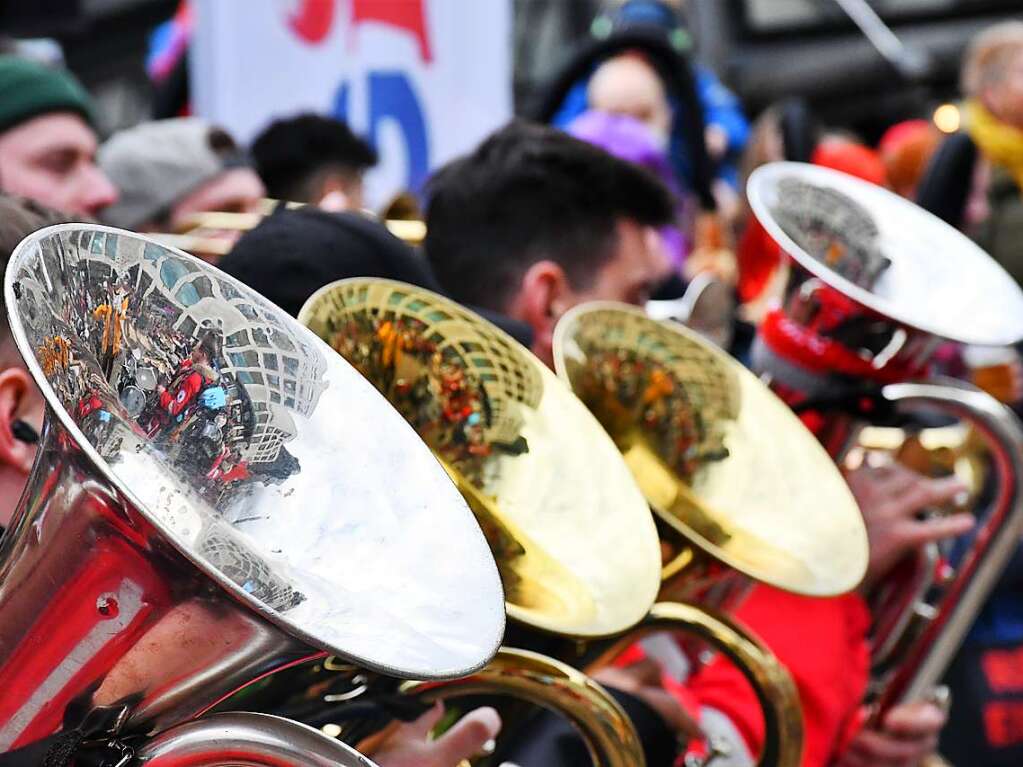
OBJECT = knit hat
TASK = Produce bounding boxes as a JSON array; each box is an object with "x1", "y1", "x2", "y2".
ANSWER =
[
  {"x1": 0, "y1": 56, "x2": 95, "y2": 134},
  {"x1": 98, "y1": 117, "x2": 246, "y2": 230},
  {"x1": 219, "y1": 208, "x2": 440, "y2": 318}
]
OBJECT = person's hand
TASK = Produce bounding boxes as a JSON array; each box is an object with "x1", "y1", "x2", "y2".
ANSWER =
[
  {"x1": 845, "y1": 461, "x2": 973, "y2": 588},
  {"x1": 592, "y1": 658, "x2": 702, "y2": 738},
  {"x1": 370, "y1": 702, "x2": 501, "y2": 767},
  {"x1": 835, "y1": 701, "x2": 946, "y2": 767}
]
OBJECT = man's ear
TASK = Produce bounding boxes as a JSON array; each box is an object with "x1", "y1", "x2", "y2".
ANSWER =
[
  {"x1": 0, "y1": 368, "x2": 36, "y2": 475},
  {"x1": 507, "y1": 260, "x2": 573, "y2": 366}
]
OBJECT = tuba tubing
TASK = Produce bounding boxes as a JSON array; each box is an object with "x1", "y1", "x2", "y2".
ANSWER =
[
  {"x1": 584, "y1": 602, "x2": 803, "y2": 767},
  {"x1": 400, "y1": 647, "x2": 646, "y2": 767},
  {"x1": 135, "y1": 712, "x2": 379, "y2": 766},
  {"x1": 868, "y1": 382, "x2": 1023, "y2": 719}
]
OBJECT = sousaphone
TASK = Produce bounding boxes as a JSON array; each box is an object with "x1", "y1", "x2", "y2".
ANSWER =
[
  {"x1": 746, "y1": 161, "x2": 1023, "y2": 720},
  {"x1": 0, "y1": 225, "x2": 505, "y2": 764}
]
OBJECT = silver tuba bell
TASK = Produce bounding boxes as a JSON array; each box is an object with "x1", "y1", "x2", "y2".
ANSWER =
[
  {"x1": 0, "y1": 225, "x2": 505, "y2": 763},
  {"x1": 746, "y1": 162, "x2": 1023, "y2": 718}
]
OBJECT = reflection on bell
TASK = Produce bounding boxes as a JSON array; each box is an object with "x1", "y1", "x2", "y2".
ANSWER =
[
  {"x1": 299, "y1": 278, "x2": 662, "y2": 638},
  {"x1": 0, "y1": 225, "x2": 505, "y2": 754},
  {"x1": 553, "y1": 302, "x2": 868, "y2": 597}
]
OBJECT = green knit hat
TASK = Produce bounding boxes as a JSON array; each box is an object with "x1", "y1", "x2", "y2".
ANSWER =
[{"x1": 0, "y1": 56, "x2": 95, "y2": 134}]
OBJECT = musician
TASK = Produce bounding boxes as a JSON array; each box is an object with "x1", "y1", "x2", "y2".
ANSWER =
[
  {"x1": 425, "y1": 120, "x2": 677, "y2": 369},
  {"x1": 0, "y1": 196, "x2": 499, "y2": 767},
  {"x1": 97, "y1": 117, "x2": 264, "y2": 235},
  {"x1": 0, "y1": 57, "x2": 117, "y2": 217},
  {"x1": 424, "y1": 121, "x2": 960, "y2": 766},
  {"x1": 251, "y1": 114, "x2": 377, "y2": 211}
]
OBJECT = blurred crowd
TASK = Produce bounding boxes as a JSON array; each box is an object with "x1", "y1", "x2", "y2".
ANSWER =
[{"x1": 3, "y1": 1, "x2": 1023, "y2": 767}]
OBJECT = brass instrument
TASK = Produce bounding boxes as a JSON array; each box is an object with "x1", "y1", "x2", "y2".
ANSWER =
[
  {"x1": 134, "y1": 713, "x2": 378, "y2": 766},
  {"x1": 298, "y1": 278, "x2": 657, "y2": 765},
  {"x1": 746, "y1": 161, "x2": 1023, "y2": 719},
  {"x1": 297, "y1": 280, "x2": 863, "y2": 767},
  {"x1": 553, "y1": 303, "x2": 870, "y2": 767},
  {"x1": 152, "y1": 201, "x2": 426, "y2": 261},
  {"x1": 0, "y1": 225, "x2": 506, "y2": 763},
  {"x1": 402, "y1": 647, "x2": 643, "y2": 767},
  {"x1": 149, "y1": 206, "x2": 654, "y2": 766}
]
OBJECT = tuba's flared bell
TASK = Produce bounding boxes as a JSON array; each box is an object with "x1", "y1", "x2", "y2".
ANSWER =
[{"x1": 0, "y1": 225, "x2": 504, "y2": 753}]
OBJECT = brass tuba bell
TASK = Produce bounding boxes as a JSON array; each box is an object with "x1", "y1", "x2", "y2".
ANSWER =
[
  {"x1": 298, "y1": 279, "x2": 831, "y2": 767},
  {"x1": 298, "y1": 277, "x2": 658, "y2": 766},
  {"x1": 552, "y1": 302, "x2": 870, "y2": 767},
  {"x1": 0, "y1": 225, "x2": 505, "y2": 763}
]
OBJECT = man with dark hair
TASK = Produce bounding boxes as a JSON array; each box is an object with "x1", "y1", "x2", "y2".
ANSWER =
[
  {"x1": 251, "y1": 114, "x2": 377, "y2": 209},
  {"x1": 425, "y1": 120, "x2": 676, "y2": 366}
]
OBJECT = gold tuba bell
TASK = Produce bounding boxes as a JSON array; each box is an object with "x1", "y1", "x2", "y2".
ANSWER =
[
  {"x1": 298, "y1": 277, "x2": 659, "y2": 766},
  {"x1": 297, "y1": 279, "x2": 854, "y2": 767},
  {"x1": 552, "y1": 302, "x2": 870, "y2": 767},
  {"x1": 0, "y1": 225, "x2": 506, "y2": 764}
]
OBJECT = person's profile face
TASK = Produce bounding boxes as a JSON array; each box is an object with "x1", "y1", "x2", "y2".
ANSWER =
[
  {"x1": 0, "y1": 112, "x2": 118, "y2": 216},
  {"x1": 575, "y1": 219, "x2": 673, "y2": 308}
]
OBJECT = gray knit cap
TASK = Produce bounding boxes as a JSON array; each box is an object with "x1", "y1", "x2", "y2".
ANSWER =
[{"x1": 98, "y1": 117, "x2": 232, "y2": 230}]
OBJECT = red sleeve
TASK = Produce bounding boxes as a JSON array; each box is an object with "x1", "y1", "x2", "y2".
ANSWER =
[
  {"x1": 685, "y1": 585, "x2": 872, "y2": 767},
  {"x1": 737, "y1": 218, "x2": 782, "y2": 304}
]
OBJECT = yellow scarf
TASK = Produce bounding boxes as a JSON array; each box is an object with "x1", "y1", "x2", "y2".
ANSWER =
[{"x1": 966, "y1": 99, "x2": 1023, "y2": 190}]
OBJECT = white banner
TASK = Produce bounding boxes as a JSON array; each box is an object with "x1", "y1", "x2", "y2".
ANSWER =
[{"x1": 191, "y1": 0, "x2": 513, "y2": 208}]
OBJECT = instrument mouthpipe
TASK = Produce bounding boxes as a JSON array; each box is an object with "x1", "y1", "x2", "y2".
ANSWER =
[{"x1": 871, "y1": 382, "x2": 1023, "y2": 717}]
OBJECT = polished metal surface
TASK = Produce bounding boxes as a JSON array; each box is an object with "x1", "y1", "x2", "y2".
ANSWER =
[
  {"x1": 861, "y1": 384, "x2": 1023, "y2": 716},
  {"x1": 0, "y1": 225, "x2": 504, "y2": 751},
  {"x1": 747, "y1": 161, "x2": 1023, "y2": 347},
  {"x1": 553, "y1": 302, "x2": 868, "y2": 596},
  {"x1": 298, "y1": 279, "x2": 661, "y2": 638},
  {"x1": 403, "y1": 647, "x2": 646, "y2": 767},
  {"x1": 136, "y1": 712, "x2": 379, "y2": 766}
]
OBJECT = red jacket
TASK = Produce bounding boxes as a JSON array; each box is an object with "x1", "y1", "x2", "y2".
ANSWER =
[{"x1": 686, "y1": 585, "x2": 872, "y2": 766}]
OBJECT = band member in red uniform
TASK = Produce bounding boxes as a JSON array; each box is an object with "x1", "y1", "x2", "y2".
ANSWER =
[{"x1": 0, "y1": 195, "x2": 500, "y2": 767}]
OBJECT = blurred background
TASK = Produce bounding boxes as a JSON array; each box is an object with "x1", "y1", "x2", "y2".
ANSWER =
[{"x1": 3, "y1": 0, "x2": 1020, "y2": 140}]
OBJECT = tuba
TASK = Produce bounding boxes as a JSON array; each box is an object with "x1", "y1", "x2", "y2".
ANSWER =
[
  {"x1": 0, "y1": 225, "x2": 506, "y2": 764},
  {"x1": 150, "y1": 207, "x2": 654, "y2": 767},
  {"x1": 745, "y1": 161, "x2": 1023, "y2": 719},
  {"x1": 298, "y1": 278, "x2": 659, "y2": 765},
  {"x1": 552, "y1": 302, "x2": 869, "y2": 767},
  {"x1": 297, "y1": 279, "x2": 865, "y2": 767}
]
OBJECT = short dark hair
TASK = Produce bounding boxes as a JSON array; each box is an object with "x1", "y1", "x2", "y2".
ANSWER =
[
  {"x1": 251, "y1": 114, "x2": 378, "y2": 202},
  {"x1": 424, "y1": 120, "x2": 675, "y2": 311}
]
